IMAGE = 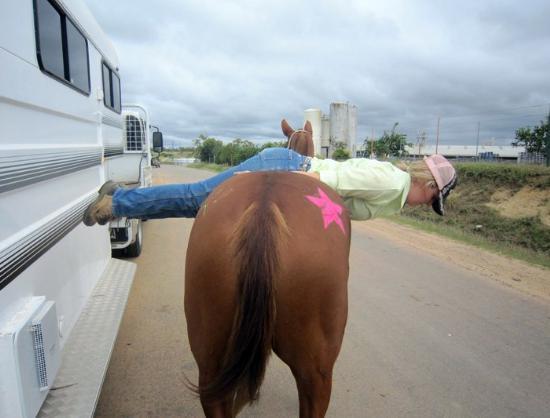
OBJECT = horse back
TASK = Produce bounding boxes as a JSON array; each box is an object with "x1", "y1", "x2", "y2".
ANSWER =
[
  {"x1": 186, "y1": 171, "x2": 350, "y2": 323},
  {"x1": 190, "y1": 170, "x2": 349, "y2": 271}
]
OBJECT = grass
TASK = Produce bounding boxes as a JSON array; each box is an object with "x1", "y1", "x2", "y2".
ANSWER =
[
  {"x1": 387, "y1": 215, "x2": 550, "y2": 269},
  {"x1": 455, "y1": 162, "x2": 550, "y2": 189},
  {"x1": 398, "y1": 162, "x2": 550, "y2": 269}
]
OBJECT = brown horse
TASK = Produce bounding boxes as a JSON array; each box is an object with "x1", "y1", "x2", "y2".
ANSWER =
[
  {"x1": 185, "y1": 171, "x2": 351, "y2": 417},
  {"x1": 282, "y1": 119, "x2": 315, "y2": 157}
]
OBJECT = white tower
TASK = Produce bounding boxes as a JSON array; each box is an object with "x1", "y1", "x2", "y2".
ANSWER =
[
  {"x1": 329, "y1": 102, "x2": 357, "y2": 156},
  {"x1": 303, "y1": 108, "x2": 322, "y2": 155}
]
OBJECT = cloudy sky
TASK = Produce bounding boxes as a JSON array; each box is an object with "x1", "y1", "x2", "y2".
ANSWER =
[{"x1": 84, "y1": 0, "x2": 550, "y2": 148}]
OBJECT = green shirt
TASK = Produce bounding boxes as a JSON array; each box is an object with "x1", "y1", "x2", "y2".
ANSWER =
[{"x1": 308, "y1": 158, "x2": 411, "y2": 220}]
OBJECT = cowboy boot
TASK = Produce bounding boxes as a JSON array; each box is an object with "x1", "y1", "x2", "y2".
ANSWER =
[{"x1": 83, "y1": 180, "x2": 122, "y2": 226}]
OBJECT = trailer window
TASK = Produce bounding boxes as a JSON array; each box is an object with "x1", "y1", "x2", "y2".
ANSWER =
[
  {"x1": 35, "y1": 0, "x2": 64, "y2": 79},
  {"x1": 66, "y1": 20, "x2": 89, "y2": 92},
  {"x1": 102, "y1": 64, "x2": 111, "y2": 108},
  {"x1": 34, "y1": 0, "x2": 90, "y2": 94},
  {"x1": 102, "y1": 62, "x2": 121, "y2": 113},
  {"x1": 112, "y1": 73, "x2": 121, "y2": 112}
]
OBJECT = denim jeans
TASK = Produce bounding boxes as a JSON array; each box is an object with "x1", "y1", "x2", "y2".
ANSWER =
[{"x1": 112, "y1": 148, "x2": 309, "y2": 219}]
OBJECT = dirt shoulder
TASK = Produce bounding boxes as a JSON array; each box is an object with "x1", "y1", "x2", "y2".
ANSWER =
[{"x1": 356, "y1": 219, "x2": 550, "y2": 302}]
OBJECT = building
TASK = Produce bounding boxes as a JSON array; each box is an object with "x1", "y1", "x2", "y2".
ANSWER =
[
  {"x1": 303, "y1": 102, "x2": 357, "y2": 158},
  {"x1": 405, "y1": 144, "x2": 527, "y2": 160}
]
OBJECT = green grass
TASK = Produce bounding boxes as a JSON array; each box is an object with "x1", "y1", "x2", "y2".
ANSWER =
[
  {"x1": 388, "y1": 215, "x2": 550, "y2": 269},
  {"x1": 400, "y1": 162, "x2": 550, "y2": 261},
  {"x1": 455, "y1": 162, "x2": 550, "y2": 189}
]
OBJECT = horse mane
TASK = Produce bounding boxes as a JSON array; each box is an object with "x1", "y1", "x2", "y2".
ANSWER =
[{"x1": 199, "y1": 194, "x2": 289, "y2": 404}]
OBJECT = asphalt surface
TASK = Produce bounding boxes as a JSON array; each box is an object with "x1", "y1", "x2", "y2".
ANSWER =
[{"x1": 95, "y1": 165, "x2": 550, "y2": 418}]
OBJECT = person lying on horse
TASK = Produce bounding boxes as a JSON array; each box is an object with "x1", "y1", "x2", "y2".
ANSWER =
[{"x1": 83, "y1": 120, "x2": 457, "y2": 227}]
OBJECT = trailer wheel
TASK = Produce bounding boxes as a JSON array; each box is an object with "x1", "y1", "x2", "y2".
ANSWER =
[{"x1": 125, "y1": 221, "x2": 143, "y2": 257}]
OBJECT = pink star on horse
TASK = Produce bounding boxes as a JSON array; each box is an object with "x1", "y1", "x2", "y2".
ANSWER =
[{"x1": 305, "y1": 187, "x2": 346, "y2": 234}]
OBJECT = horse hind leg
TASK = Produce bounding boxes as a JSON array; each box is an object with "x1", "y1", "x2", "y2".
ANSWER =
[
  {"x1": 198, "y1": 368, "x2": 235, "y2": 418},
  {"x1": 291, "y1": 354, "x2": 335, "y2": 418},
  {"x1": 273, "y1": 275, "x2": 347, "y2": 417},
  {"x1": 274, "y1": 331, "x2": 342, "y2": 418},
  {"x1": 232, "y1": 386, "x2": 252, "y2": 416}
]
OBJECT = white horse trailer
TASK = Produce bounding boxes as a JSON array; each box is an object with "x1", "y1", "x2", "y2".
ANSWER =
[{"x1": 0, "y1": 1, "x2": 152, "y2": 416}]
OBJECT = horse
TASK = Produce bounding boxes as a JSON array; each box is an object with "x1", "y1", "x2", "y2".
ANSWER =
[
  {"x1": 184, "y1": 170, "x2": 351, "y2": 417},
  {"x1": 282, "y1": 119, "x2": 315, "y2": 157}
]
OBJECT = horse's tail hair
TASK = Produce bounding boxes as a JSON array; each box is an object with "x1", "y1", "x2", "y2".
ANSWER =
[{"x1": 199, "y1": 199, "x2": 288, "y2": 405}]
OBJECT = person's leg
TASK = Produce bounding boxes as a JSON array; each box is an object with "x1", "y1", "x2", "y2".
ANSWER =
[{"x1": 112, "y1": 148, "x2": 306, "y2": 220}]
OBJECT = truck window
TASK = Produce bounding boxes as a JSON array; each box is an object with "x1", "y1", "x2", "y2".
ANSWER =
[
  {"x1": 102, "y1": 62, "x2": 121, "y2": 113},
  {"x1": 35, "y1": 0, "x2": 90, "y2": 94}
]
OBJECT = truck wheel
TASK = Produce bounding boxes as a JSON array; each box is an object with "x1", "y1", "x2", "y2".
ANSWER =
[{"x1": 125, "y1": 221, "x2": 143, "y2": 257}]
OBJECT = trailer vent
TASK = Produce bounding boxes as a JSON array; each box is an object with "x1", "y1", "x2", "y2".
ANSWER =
[
  {"x1": 31, "y1": 323, "x2": 49, "y2": 390},
  {"x1": 30, "y1": 301, "x2": 61, "y2": 393},
  {"x1": 125, "y1": 114, "x2": 145, "y2": 151}
]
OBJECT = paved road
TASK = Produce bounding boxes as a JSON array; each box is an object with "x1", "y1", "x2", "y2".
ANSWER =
[{"x1": 95, "y1": 165, "x2": 550, "y2": 418}]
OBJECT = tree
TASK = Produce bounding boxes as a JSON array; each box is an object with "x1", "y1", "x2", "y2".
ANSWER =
[
  {"x1": 216, "y1": 142, "x2": 238, "y2": 166},
  {"x1": 364, "y1": 138, "x2": 389, "y2": 157},
  {"x1": 261, "y1": 140, "x2": 287, "y2": 150},
  {"x1": 193, "y1": 134, "x2": 223, "y2": 163},
  {"x1": 332, "y1": 142, "x2": 350, "y2": 160},
  {"x1": 231, "y1": 138, "x2": 258, "y2": 165},
  {"x1": 512, "y1": 114, "x2": 549, "y2": 159},
  {"x1": 363, "y1": 123, "x2": 411, "y2": 158}
]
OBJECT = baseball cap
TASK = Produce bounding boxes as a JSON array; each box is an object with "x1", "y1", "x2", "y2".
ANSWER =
[{"x1": 423, "y1": 154, "x2": 458, "y2": 216}]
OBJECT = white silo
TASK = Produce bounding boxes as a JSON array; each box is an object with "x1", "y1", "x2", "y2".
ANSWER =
[
  {"x1": 329, "y1": 102, "x2": 357, "y2": 157},
  {"x1": 347, "y1": 104, "x2": 357, "y2": 156},
  {"x1": 303, "y1": 108, "x2": 322, "y2": 155},
  {"x1": 321, "y1": 115, "x2": 330, "y2": 152},
  {"x1": 330, "y1": 102, "x2": 348, "y2": 148},
  {"x1": 319, "y1": 115, "x2": 330, "y2": 158}
]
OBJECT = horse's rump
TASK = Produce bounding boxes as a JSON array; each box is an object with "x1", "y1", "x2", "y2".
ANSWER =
[{"x1": 185, "y1": 171, "x2": 351, "y2": 412}]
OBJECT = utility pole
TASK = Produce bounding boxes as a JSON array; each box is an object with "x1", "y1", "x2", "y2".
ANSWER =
[
  {"x1": 546, "y1": 109, "x2": 550, "y2": 167},
  {"x1": 370, "y1": 127, "x2": 375, "y2": 158},
  {"x1": 436, "y1": 116, "x2": 440, "y2": 154},
  {"x1": 475, "y1": 121, "x2": 480, "y2": 159},
  {"x1": 417, "y1": 130, "x2": 426, "y2": 158}
]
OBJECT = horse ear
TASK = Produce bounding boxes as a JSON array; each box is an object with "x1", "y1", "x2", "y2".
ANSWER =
[
  {"x1": 281, "y1": 119, "x2": 294, "y2": 138},
  {"x1": 304, "y1": 120, "x2": 312, "y2": 134}
]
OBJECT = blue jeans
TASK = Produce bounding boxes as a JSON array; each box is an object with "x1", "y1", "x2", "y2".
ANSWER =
[{"x1": 112, "y1": 148, "x2": 309, "y2": 219}]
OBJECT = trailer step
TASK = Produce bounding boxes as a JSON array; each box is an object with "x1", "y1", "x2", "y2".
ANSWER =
[{"x1": 37, "y1": 258, "x2": 136, "y2": 418}]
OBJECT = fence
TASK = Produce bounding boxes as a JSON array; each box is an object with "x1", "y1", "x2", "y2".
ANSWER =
[{"x1": 518, "y1": 152, "x2": 546, "y2": 165}]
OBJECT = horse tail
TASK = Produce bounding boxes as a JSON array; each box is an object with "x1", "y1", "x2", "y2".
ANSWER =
[{"x1": 200, "y1": 199, "x2": 288, "y2": 404}]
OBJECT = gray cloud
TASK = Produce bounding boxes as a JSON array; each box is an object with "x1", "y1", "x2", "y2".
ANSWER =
[{"x1": 85, "y1": 0, "x2": 550, "y2": 148}]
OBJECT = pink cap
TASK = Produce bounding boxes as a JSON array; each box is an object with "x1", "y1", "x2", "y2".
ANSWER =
[
  {"x1": 424, "y1": 154, "x2": 456, "y2": 191},
  {"x1": 423, "y1": 154, "x2": 458, "y2": 216}
]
